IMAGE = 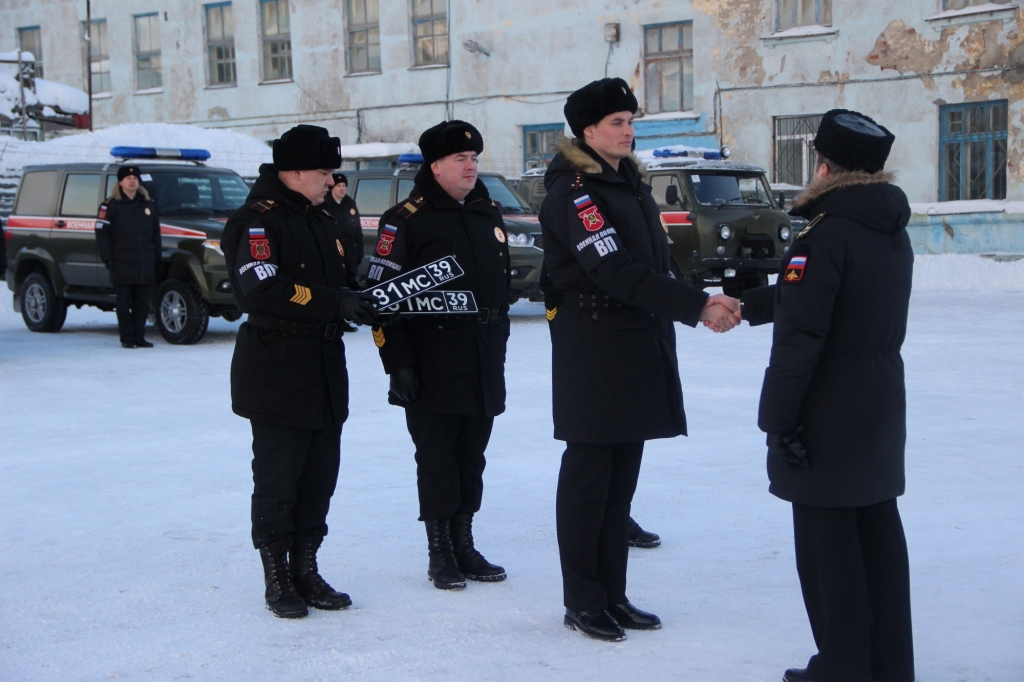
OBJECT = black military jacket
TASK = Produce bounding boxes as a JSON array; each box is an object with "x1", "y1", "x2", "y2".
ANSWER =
[
  {"x1": 95, "y1": 185, "x2": 162, "y2": 285},
  {"x1": 223, "y1": 164, "x2": 357, "y2": 429},
  {"x1": 367, "y1": 166, "x2": 510, "y2": 417},
  {"x1": 540, "y1": 140, "x2": 709, "y2": 444},
  {"x1": 741, "y1": 173, "x2": 914, "y2": 507},
  {"x1": 323, "y1": 194, "x2": 363, "y2": 273}
]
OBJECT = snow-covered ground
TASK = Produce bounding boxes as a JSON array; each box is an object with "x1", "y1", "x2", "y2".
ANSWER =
[{"x1": 2, "y1": 273, "x2": 1022, "y2": 680}]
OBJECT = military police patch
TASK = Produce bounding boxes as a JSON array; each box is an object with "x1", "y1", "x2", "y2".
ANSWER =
[
  {"x1": 377, "y1": 224, "x2": 398, "y2": 255},
  {"x1": 249, "y1": 226, "x2": 271, "y2": 260}
]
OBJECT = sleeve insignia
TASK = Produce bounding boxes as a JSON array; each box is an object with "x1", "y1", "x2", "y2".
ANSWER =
[
  {"x1": 372, "y1": 328, "x2": 386, "y2": 348},
  {"x1": 97, "y1": 204, "x2": 107, "y2": 220},
  {"x1": 578, "y1": 206, "x2": 605, "y2": 232},
  {"x1": 797, "y1": 213, "x2": 826, "y2": 239},
  {"x1": 545, "y1": 307, "x2": 558, "y2": 321},
  {"x1": 289, "y1": 284, "x2": 312, "y2": 305},
  {"x1": 397, "y1": 196, "x2": 426, "y2": 219},
  {"x1": 248, "y1": 226, "x2": 270, "y2": 260},
  {"x1": 782, "y1": 256, "x2": 808, "y2": 284},
  {"x1": 376, "y1": 224, "x2": 398, "y2": 255}
]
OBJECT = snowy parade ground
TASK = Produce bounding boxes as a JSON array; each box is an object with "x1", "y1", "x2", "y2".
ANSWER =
[{"x1": 1, "y1": 261, "x2": 1022, "y2": 681}]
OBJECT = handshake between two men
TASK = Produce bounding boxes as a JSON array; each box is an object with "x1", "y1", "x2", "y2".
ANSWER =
[{"x1": 697, "y1": 293, "x2": 742, "y2": 333}]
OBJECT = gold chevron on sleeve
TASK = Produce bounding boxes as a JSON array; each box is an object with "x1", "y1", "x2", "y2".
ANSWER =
[
  {"x1": 546, "y1": 307, "x2": 558, "y2": 321},
  {"x1": 289, "y1": 284, "x2": 312, "y2": 305},
  {"x1": 372, "y1": 328, "x2": 386, "y2": 348}
]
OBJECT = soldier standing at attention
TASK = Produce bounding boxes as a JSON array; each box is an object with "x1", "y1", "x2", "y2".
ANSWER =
[
  {"x1": 740, "y1": 110, "x2": 915, "y2": 682},
  {"x1": 222, "y1": 125, "x2": 380, "y2": 619},
  {"x1": 540, "y1": 78, "x2": 740, "y2": 642},
  {"x1": 323, "y1": 172, "x2": 364, "y2": 333},
  {"x1": 95, "y1": 165, "x2": 162, "y2": 348},
  {"x1": 366, "y1": 121, "x2": 509, "y2": 591}
]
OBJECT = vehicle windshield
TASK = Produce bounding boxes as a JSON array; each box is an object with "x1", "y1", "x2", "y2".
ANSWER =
[
  {"x1": 478, "y1": 175, "x2": 532, "y2": 214},
  {"x1": 145, "y1": 171, "x2": 251, "y2": 216},
  {"x1": 689, "y1": 173, "x2": 774, "y2": 208}
]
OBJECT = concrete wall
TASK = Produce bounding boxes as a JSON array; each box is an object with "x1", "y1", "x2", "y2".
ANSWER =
[
  {"x1": 1, "y1": 1, "x2": 1021, "y2": 197},
  {"x1": 908, "y1": 212, "x2": 1024, "y2": 254}
]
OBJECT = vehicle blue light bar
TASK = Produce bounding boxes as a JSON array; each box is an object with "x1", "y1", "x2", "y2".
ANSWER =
[
  {"x1": 398, "y1": 153, "x2": 424, "y2": 164},
  {"x1": 702, "y1": 151, "x2": 723, "y2": 160},
  {"x1": 110, "y1": 146, "x2": 212, "y2": 161},
  {"x1": 652, "y1": 148, "x2": 691, "y2": 158}
]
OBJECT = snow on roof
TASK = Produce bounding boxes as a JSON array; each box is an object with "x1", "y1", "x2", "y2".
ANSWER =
[
  {"x1": 911, "y1": 199, "x2": 1024, "y2": 216},
  {"x1": 33, "y1": 78, "x2": 89, "y2": 115},
  {"x1": 764, "y1": 24, "x2": 839, "y2": 39},
  {"x1": 928, "y1": 2, "x2": 1018, "y2": 21},
  {"x1": 1, "y1": 59, "x2": 89, "y2": 119},
  {"x1": 0, "y1": 51, "x2": 36, "y2": 62},
  {"x1": 340, "y1": 142, "x2": 420, "y2": 160},
  {"x1": 0, "y1": 123, "x2": 273, "y2": 178}
]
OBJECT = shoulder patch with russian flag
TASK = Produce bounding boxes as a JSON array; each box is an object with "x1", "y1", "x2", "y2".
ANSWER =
[
  {"x1": 376, "y1": 224, "x2": 398, "y2": 255},
  {"x1": 783, "y1": 255, "x2": 807, "y2": 284},
  {"x1": 249, "y1": 225, "x2": 270, "y2": 260},
  {"x1": 574, "y1": 195, "x2": 605, "y2": 232}
]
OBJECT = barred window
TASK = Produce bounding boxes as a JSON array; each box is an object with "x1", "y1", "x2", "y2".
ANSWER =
[
  {"x1": 523, "y1": 124, "x2": 565, "y2": 172},
  {"x1": 412, "y1": 0, "x2": 448, "y2": 67},
  {"x1": 644, "y1": 22, "x2": 693, "y2": 115},
  {"x1": 261, "y1": 0, "x2": 292, "y2": 81},
  {"x1": 18, "y1": 27, "x2": 43, "y2": 78},
  {"x1": 777, "y1": 0, "x2": 832, "y2": 31},
  {"x1": 347, "y1": 0, "x2": 380, "y2": 73},
  {"x1": 134, "y1": 13, "x2": 163, "y2": 90},
  {"x1": 84, "y1": 19, "x2": 111, "y2": 95},
  {"x1": 773, "y1": 114, "x2": 823, "y2": 186},
  {"x1": 940, "y1": 101, "x2": 1008, "y2": 201},
  {"x1": 206, "y1": 3, "x2": 236, "y2": 86}
]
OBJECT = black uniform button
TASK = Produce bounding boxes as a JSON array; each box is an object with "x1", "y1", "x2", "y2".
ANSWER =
[{"x1": 301, "y1": 263, "x2": 305, "y2": 268}]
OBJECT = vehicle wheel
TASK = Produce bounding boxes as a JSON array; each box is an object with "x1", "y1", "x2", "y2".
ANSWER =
[
  {"x1": 155, "y1": 279, "x2": 209, "y2": 345},
  {"x1": 20, "y1": 272, "x2": 67, "y2": 333},
  {"x1": 222, "y1": 311, "x2": 242, "y2": 322}
]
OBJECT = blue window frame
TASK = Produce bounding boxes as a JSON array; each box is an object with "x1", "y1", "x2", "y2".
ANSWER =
[
  {"x1": 523, "y1": 124, "x2": 564, "y2": 172},
  {"x1": 940, "y1": 101, "x2": 1007, "y2": 201}
]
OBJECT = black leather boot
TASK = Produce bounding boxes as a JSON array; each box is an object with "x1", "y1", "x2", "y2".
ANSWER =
[
  {"x1": 451, "y1": 513, "x2": 506, "y2": 582},
  {"x1": 290, "y1": 536, "x2": 352, "y2": 610},
  {"x1": 425, "y1": 519, "x2": 466, "y2": 590},
  {"x1": 628, "y1": 517, "x2": 661, "y2": 548},
  {"x1": 563, "y1": 609, "x2": 626, "y2": 642},
  {"x1": 608, "y1": 601, "x2": 661, "y2": 630},
  {"x1": 257, "y1": 541, "x2": 308, "y2": 619}
]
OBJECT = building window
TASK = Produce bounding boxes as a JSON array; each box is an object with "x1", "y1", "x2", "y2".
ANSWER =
[
  {"x1": 643, "y1": 22, "x2": 693, "y2": 115},
  {"x1": 940, "y1": 101, "x2": 1008, "y2": 202},
  {"x1": 347, "y1": 0, "x2": 381, "y2": 73},
  {"x1": 523, "y1": 124, "x2": 565, "y2": 172},
  {"x1": 773, "y1": 114, "x2": 823, "y2": 186},
  {"x1": 412, "y1": 0, "x2": 448, "y2": 67},
  {"x1": 777, "y1": 0, "x2": 832, "y2": 31},
  {"x1": 18, "y1": 27, "x2": 43, "y2": 78},
  {"x1": 944, "y1": 0, "x2": 1010, "y2": 9},
  {"x1": 84, "y1": 19, "x2": 111, "y2": 95},
  {"x1": 261, "y1": 0, "x2": 292, "y2": 81},
  {"x1": 134, "y1": 13, "x2": 163, "y2": 90},
  {"x1": 206, "y1": 3, "x2": 236, "y2": 85}
]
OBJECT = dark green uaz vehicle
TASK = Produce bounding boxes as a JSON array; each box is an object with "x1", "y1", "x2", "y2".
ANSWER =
[{"x1": 4, "y1": 148, "x2": 249, "y2": 343}]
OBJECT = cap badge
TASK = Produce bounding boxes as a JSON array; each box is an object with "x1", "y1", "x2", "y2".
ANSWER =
[
  {"x1": 465, "y1": 131, "x2": 472, "y2": 139},
  {"x1": 621, "y1": 86, "x2": 627, "y2": 94}
]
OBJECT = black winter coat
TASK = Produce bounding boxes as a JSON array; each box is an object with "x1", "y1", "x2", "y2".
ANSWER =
[
  {"x1": 367, "y1": 166, "x2": 510, "y2": 417},
  {"x1": 95, "y1": 185, "x2": 162, "y2": 285},
  {"x1": 323, "y1": 194, "x2": 363, "y2": 273},
  {"x1": 223, "y1": 164, "x2": 359, "y2": 429},
  {"x1": 741, "y1": 172, "x2": 914, "y2": 507},
  {"x1": 540, "y1": 141, "x2": 709, "y2": 443}
]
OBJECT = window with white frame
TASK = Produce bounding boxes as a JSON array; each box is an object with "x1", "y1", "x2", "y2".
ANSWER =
[
  {"x1": 944, "y1": 0, "x2": 1010, "y2": 9},
  {"x1": 261, "y1": 0, "x2": 292, "y2": 81},
  {"x1": 84, "y1": 19, "x2": 111, "y2": 95},
  {"x1": 523, "y1": 124, "x2": 564, "y2": 171},
  {"x1": 347, "y1": 0, "x2": 381, "y2": 73},
  {"x1": 412, "y1": 0, "x2": 448, "y2": 67},
  {"x1": 18, "y1": 27, "x2": 43, "y2": 78},
  {"x1": 777, "y1": 0, "x2": 832, "y2": 31},
  {"x1": 134, "y1": 13, "x2": 162, "y2": 90},
  {"x1": 643, "y1": 22, "x2": 693, "y2": 115},
  {"x1": 206, "y1": 3, "x2": 236, "y2": 86}
]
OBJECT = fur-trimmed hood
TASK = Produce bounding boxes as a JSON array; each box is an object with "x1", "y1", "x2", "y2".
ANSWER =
[
  {"x1": 791, "y1": 169, "x2": 910, "y2": 234},
  {"x1": 111, "y1": 183, "x2": 152, "y2": 202},
  {"x1": 544, "y1": 138, "x2": 643, "y2": 191}
]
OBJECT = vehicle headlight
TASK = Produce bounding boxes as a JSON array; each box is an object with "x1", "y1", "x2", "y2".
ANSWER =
[
  {"x1": 506, "y1": 232, "x2": 535, "y2": 247},
  {"x1": 203, "y1": 239, "x2": 224, "y2": 256},
  {"x1": 779, "y1": 226, "x2": 791, "y2": 241},
  {"x1": 717, "y1": 224, "x2": 732, "y2": 241}
]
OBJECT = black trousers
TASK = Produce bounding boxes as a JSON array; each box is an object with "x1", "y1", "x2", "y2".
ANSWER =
[
  {"x1": 114, "y1": 284, "x2": 152, "y2": 344},
  {"x1": 793, "y1": 499, "x2": 915, "y2": 682},
  {"x1": 556, "y1": 441, "x2": 644, "y2": 612},
  {"x1": 404, "y1": 409, "x2": 493, "y2": 521},
  {"x1": 250, "y1": 420, "x2": 341, "y2": 549}
]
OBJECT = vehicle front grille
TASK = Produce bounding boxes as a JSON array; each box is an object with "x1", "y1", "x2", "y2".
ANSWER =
[
  {"x1": 531, "y1": 232, "x2": 544, "y2": 249},
  {"x1": 735, "y1": 238, "x2": 775, "y2": 259}
]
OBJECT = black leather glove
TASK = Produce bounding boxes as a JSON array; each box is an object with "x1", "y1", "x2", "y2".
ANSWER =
[
  {"x1": 767, "y1": 427, "x2": 809, "y2": 469},
  {"x1": 389, "y1": 366, "x2": 419, "y2": 403},
  {"x1": 105, "y1": 260, "x2": 116, "y2": 271},
  {"x1": 337, "y1": 289, "x2": 380, "y2": 326}
]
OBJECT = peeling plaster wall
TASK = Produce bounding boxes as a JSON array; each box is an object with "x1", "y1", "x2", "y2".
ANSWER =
[{"x1": 0, "y1": 1, "x2": 1020, "y2": 197}]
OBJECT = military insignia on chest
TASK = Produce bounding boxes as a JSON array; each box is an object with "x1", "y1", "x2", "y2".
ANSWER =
[
  {"x1": 249, "y1": 226, "x2": 271, "y2": 260},
  {"x1": 350, "y1": 208, "x2": 357, "y2": 215},
  {"x1": 494, "y1": 227, "x2": 506, "y2": 243},
  {"x1": 145, "y1": 207, "x2": 151, "y2": 216},
  {"x1": 376, "y1": 224, "x2": 398, "y2": 255},
  {"x1": 336, "y1": 239, "x2": 345, "y2": 257},
  {"x1": 574, "y1": 195, "x2": 604, "y2": 232},
  {"x1": 783, "y1": 255, "x2": 807, "y2": 284}
]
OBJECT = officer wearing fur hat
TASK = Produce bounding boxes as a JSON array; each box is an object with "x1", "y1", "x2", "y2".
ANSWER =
[
  {"x1": 540, "y1": 78, "x2": 740, "y2": 642},
  {"x1": 323, "y1": 172, "x2": 364, "y2": 332},
  {"x1": 95, "y1": 165, "x2": 162, "y2": 348},
  {"x1": 366, "y1": 120, "x2": 510, "y2": 591},
  {"x1": 740, "y1": 109, "x2": 915, "y2": 682},
  {"x1": 223, "y1": 124, "x2": 380, "y2": 619}
]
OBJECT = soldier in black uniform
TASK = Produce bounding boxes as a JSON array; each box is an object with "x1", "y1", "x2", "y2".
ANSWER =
[
  {"x1": 366, "y1": 120, "x2": 509, "y2": 591},
  {"x1": 740, "y1": 110, "x2": 915, "y2": 682},
  {"x1": 323, "y1": 172, "x2": 364, "y2": 334},
  {"x1": 222, "y1": 125, "x2": 380, "y2": 619},
  {"x1": 95, "y1": 165, "x2": 162, "y2": 348},
  {"x1": 540, "y1": 78, "x2": 740, "y2": 642}
]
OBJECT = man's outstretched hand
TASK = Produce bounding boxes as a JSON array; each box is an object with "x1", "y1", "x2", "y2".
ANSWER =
[{"x1": 699, "y1": 294, "x2": 741, "y2": 333}]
